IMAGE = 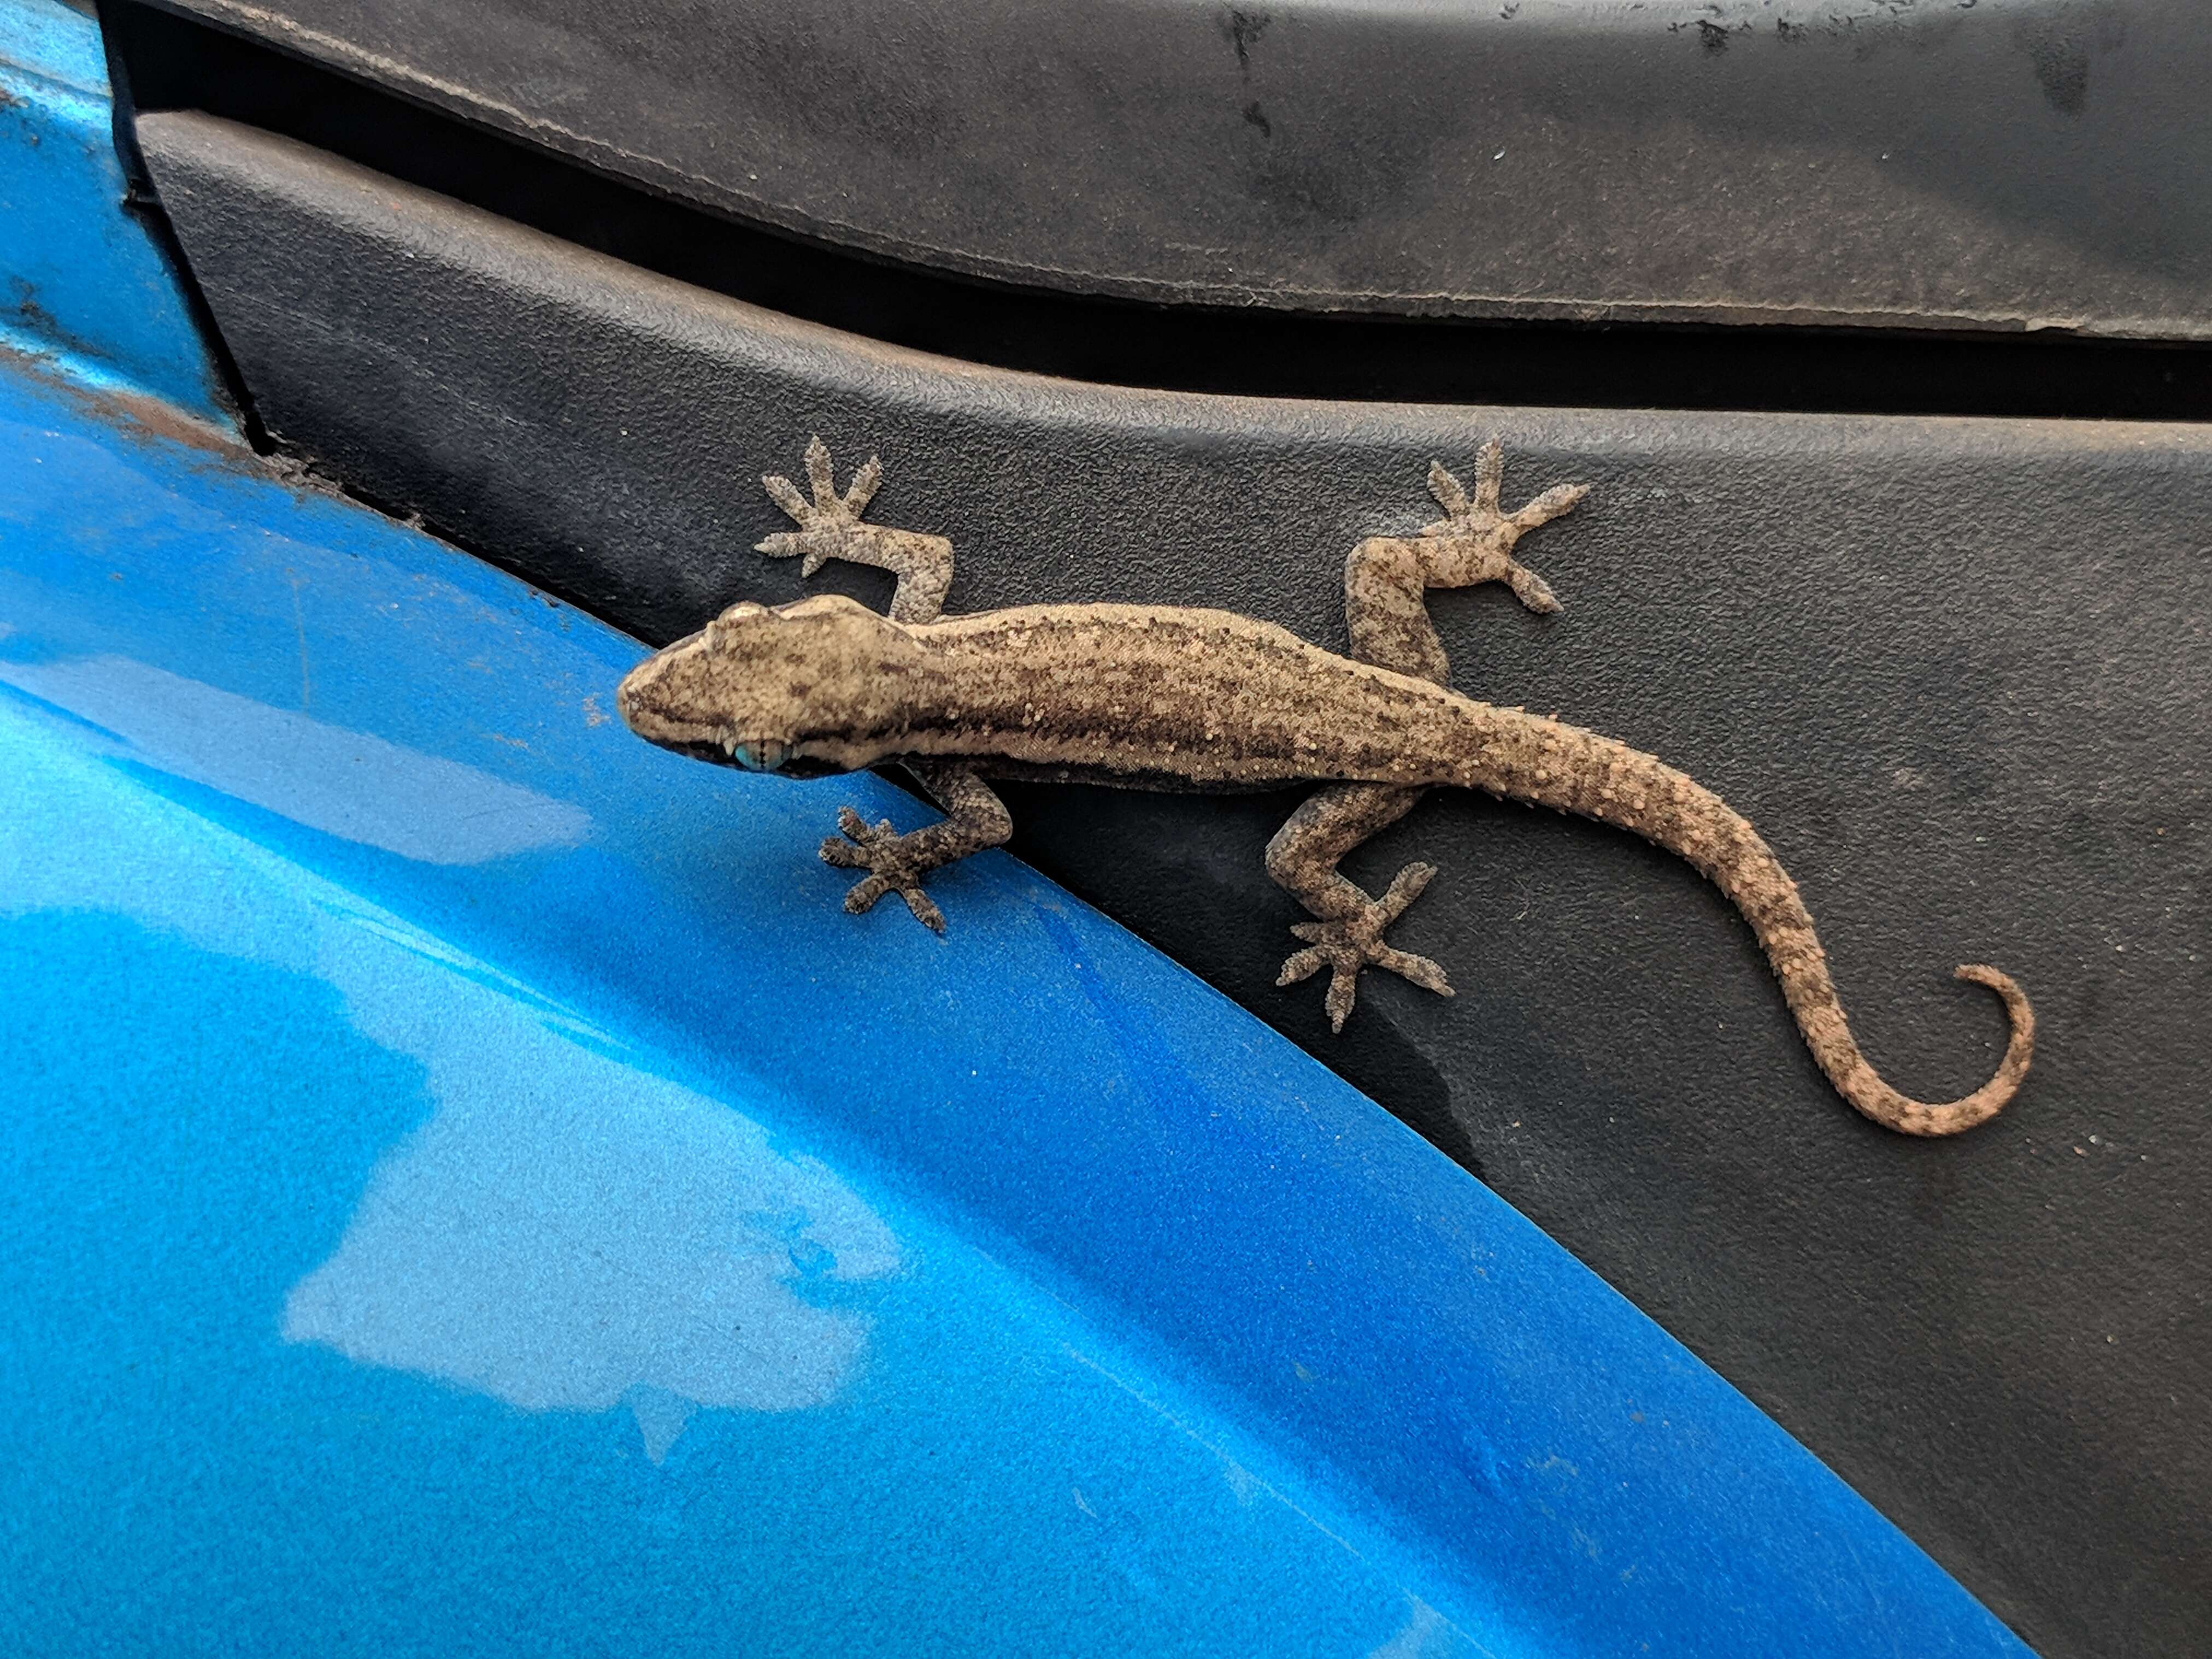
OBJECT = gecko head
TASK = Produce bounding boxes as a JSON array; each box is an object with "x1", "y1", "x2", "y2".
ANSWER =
[{"x1": 616, "y1": 594, "x2": 919, "y2": 775}]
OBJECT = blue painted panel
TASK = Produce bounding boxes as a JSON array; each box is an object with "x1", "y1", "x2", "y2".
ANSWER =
[
  {"x1": 0, "y1": 361, "x2": 2032, "y2": 1652},
  {"x1": 0, "y1": 0, "x2": 227, "y2": 417},
  {"x1": 0, "y1": 3, "x2": 2035, "y2": 1646}
]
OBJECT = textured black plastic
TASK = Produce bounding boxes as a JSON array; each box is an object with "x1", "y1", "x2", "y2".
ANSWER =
[
  {"x1": 96, "y1": 0, "x2": 2212, "y2": 423},
  {"x1": 139, "y1": 111, "x2": 2212, "y2": 1658},
  {"x1": 131, "y1": 0, "x2": 2212, "y2": 340}
]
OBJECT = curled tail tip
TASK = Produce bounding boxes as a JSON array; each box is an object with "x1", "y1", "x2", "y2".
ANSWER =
[
  {"x1": 1840, "y1": 963, "x2": 2035, "y2": 1137},
  {"x1": 1960, "y1": 958, "x2": 2034, "y2": 1062},
  {"x1": 1955, "y1": 963, "x2": 2035, "y2": 1042},
  {"x1": 1881, "y1": 963, "x2": 2035, "y2": 1138}
]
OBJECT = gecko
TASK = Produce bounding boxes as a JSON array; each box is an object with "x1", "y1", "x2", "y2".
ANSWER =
[{"x1": 618, "y1": 438, "x2": 2034, "y2": 1137}]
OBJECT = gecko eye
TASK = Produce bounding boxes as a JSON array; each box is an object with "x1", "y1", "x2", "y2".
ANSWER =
[
  {"x1": 705, "y1": 603, "x2": 775, "y2": 647},
  {"x1": 727, "y1": 738, "x2": 791, "y2": 772}
]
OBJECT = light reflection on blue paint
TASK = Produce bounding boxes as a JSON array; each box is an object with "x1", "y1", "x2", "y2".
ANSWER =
[
  {"x1": 281, "y1": 1043, "x2": 902, "y2": 1462},
  {"x1": 0, "y1": 652, "x2": 590, "y2": 862},
  {"x1": 2, "y1": 696, "x2": 892, "y2": 1463},
  {"x1": 1368, "y1": 1601, "x2": 1466, "y2": 1659}
]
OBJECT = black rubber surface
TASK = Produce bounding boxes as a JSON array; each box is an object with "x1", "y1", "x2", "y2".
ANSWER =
[
  {"x1": 98, "y1": 0, "x2": 2212, "y2": 423},
  {"x1": 139, "y1": 111, "x2": 2212, "y2": 1658},
  {"x1": 126, "y1": 0, "x2": 2212, "y2": 340}
]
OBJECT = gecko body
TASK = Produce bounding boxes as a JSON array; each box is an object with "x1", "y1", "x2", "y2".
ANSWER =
[{"x1": 619, "y1": 439, "x2": 2033, "y2": 1137}]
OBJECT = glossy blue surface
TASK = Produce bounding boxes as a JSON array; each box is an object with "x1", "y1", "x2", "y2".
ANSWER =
[
  {"x1": 0, "y1": 0, "x2": 226, "y2": 417},
  {"x1": 0, "y1": 374, "x2": 2037, "y2": 1656},
  {"x1": 0, "y1": 0, "x2": 2032, "y2": 1648}
]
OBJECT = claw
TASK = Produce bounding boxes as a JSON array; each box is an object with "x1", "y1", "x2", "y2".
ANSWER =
[
  {"x1": 1473, "y1": 438, "x2": 1504, "y2": 515},
  {"x1": 840, "y1": 871, "x2": 891, "y2": 911},
  {"x1": 761, "y1": 473, "x2": 811, "y2": 524},
  {"x1": 1505, "y1": 561, "x2": 1561, "y2": 614},
  {"x1": 1509, "y1": 481, "x2": 1589, "y2": 530},
  {"x1": 1275, "y1": 862, "x2": 1452, "y2": 1031},
  {"x1": 843, "y1": 455, "x2": 883, "y2": 516},
  {"x1": 898, "y1": 886, "x2": 946, "y2": 932},
  {"x1": 1426, "y1": 459, "x2": 1469, "y2": 520}
]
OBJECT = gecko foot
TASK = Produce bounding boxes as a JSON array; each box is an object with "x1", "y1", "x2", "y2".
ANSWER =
[
  {"x1": 756, "y1": 436, "x2": 954, "y2": 623},
  {"x1": 820, "y1": 807, "x2": 948, "y2": 933},
  {"x1": 1417, "y1": 440, "x2": 1589, "y2": 615},
  {"x1": 757, "y1": 437, "x2": 884, "y2": 572},
  {"x1": 1275, "y1": 862, "x2": 1454, "y2": 1032}
]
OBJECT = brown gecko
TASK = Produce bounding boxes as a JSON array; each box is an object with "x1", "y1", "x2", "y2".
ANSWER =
[{"x1": 618, "y1": 438, "x2": 2033, "y2": 1136}]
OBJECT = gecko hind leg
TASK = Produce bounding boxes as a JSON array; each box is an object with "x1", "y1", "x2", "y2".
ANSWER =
[
  {"x1": 1343, "y1": 441, "x2": 1588, "y2": 684},
  {"x1": 819, "y1": 761, "x2": 1012, "y2": 933},
  {"x1": 1267, "y1": 783, "x2": 1452, "y2": 1031},
  {"x1": 1274, "y1": 442, "x2": 1587, "y2": 1029}
]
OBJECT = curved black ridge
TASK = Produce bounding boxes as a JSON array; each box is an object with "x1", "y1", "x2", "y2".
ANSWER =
[{"x1": 105, "y1": 0, "x2": 2212, "y2": 423}]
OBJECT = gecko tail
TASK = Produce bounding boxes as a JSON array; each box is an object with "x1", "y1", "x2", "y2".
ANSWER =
[
  {"x1": 1567, "y1": 738, "x2": 2034, "y2": 1134},
  {"x1": 1747, "y1": 878, "x2": 2035, "y2": 1137},
  {"x1": 1450, "y1": 715, "x2": 2036, "y2": 1134},
  {"x1": 1811, "y1": 962, "x2": 2034, "y2": 1137}
]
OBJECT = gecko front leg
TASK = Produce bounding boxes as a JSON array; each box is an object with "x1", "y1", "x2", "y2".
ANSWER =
[
  {"x1": 819, "y1": 760, "x2": 1013, "y2": 933},
  {"x1": 755, "y1": 438, "x2": 1007, "y2": 930},
  {"x1": 756, "y1": 435, "x2": 954, "y2": 625},
  {"x1": 1268, "y1": 442, "x2": 1587, "y2": 1028}
]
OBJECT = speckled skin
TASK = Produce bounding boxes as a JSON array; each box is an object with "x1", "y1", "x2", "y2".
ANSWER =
[{"x1": 620, "y1": 440, "x2": 2032, "y2": 1136}]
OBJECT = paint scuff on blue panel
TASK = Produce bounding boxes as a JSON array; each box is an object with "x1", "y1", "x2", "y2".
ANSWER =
[{"x1": 0, "y1": 0, "x2": 226, "y2": 415}]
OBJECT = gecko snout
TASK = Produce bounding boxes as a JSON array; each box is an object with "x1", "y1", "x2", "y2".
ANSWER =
[{"x1": 614, "y1": 653, "x2": 671, "y2": 730}]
